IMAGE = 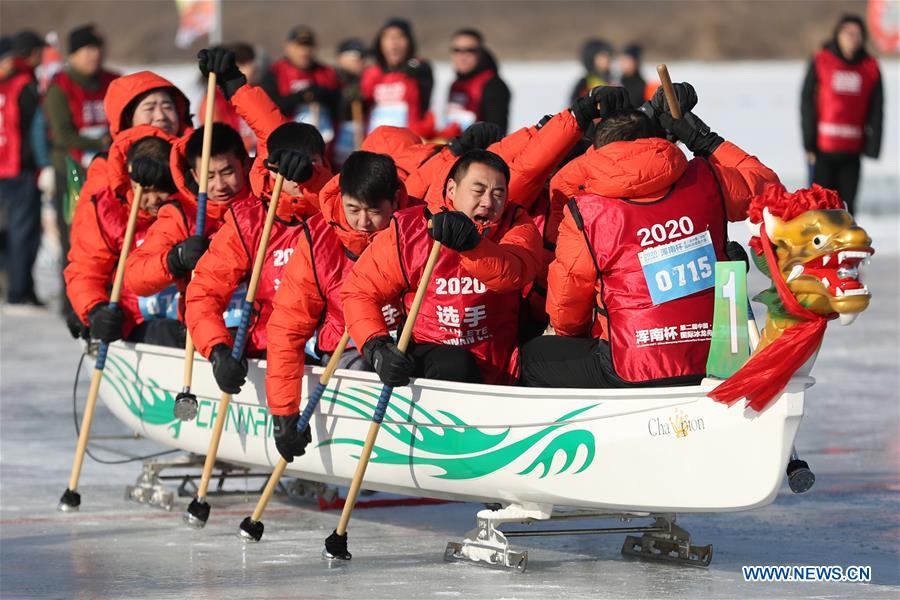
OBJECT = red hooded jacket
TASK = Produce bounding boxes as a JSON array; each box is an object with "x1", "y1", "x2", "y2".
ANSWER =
[
  {"x1": 64, "y1": 125, "x2": 182, "y2": 336},
  {"x1": 265, "y1": 174, "x2": 410, "y2": 415}
]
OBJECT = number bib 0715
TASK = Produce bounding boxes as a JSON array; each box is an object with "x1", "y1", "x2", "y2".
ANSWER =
[{"x1": 637, "y1": 231, "x2": 717, "y2": 305}]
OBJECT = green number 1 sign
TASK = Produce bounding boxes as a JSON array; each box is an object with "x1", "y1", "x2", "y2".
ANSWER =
[{"x1": 706, "y1": 261, "x2": 750, "y2": 378}]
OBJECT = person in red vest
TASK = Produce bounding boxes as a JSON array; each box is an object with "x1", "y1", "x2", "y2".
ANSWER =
[
  {"x1": 65, "y1": 128, "x2": 187, "y2": 347},
  {"x1": 124, "y1": 123, "x2": 254, "y2": 324},
  {"x1": 186, "y1": 47, "x2": 333, "y2": 395},
  {"x1": 266, "y1": 151, "x2": 408, "y2": 461},
  {"x1": 801, "y1": 14, "x2": 883, "y2": 214},
  {"x1": 445, "y1": 29, "x2": 510, "y2": 135},
  {"x1": 45, "y1": 24, "x2": 119, "y2": 261},
  {"x1": 261, "y1": 26, "x2": 341, "y2": 144},
  {"x1": 0, "y1": 37, "x2": 43, "y2": 307},
  {"x1": 342, "y1": 150, "x2": 542, "y2": 386},
  {"x1": 521, "y1": 85, "x2": 779, "y2": 388},
  {"x1": 361, "y1": 18, "x2": 441, "y2": 139}
]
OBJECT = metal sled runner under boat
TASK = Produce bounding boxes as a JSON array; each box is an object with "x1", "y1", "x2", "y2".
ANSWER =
[{"x1": 94, "y1": 341, "x2": 811, "y2": 569}]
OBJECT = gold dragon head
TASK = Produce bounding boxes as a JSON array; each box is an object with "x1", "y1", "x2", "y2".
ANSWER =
[{"x1": 748, "y1": 185, "x2": 874, "y2": 325}]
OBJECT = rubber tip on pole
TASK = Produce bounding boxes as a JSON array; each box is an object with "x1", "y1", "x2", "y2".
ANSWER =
[
  {"x1": 239, "y1": 517, "x2": 264, "y2": 542},
  {"x1": 323, "y1": 529, "x2": 352, "y2": 560},
  {"x1": 58, "y1": 488, "x2": 81, "y2": 512},
  {"x1": 173, "y1": 392, "x2": 199, "y2": 421},
  {"x1": 183, "y1": 497, "x2": 211, "y2": 528}
]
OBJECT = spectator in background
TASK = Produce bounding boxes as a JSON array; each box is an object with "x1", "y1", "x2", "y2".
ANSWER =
[
  {"x1": 801, "y1": 14, "x2": 883, "y2": 214},
  {"x1": 361, "y1": 18, "x2": 435, "y2": 138},
  {"x1": 12, "y1": 30, "x2": 46, "y2": 74},
  {"x1": 570, "y1": 39, "x2": 613, "y2": 104},
  {"x1": 200, "y1": 42, "x2": 258, "y2": 155},
  {"x1": 45, "y1": 24, "x2": 118, "y2": 263},
  {"x1": 0, "y1": 37, "x2": 43, "y2": 307},
  {"x1": 261, "y1": 26, "x2": 341, "y2": 144},
  {"x1": 445, "y1": 28, "x2": 511, "y2": 134},
  {"x1": 618, "y1": 43, "x2": 649, "y2": 108},
  {"x1": 333, "y1": 38, "x2": 367, "y2": 166},
  {"x1": 12, "y1": 31, "x2": 52, "y2": 189}
]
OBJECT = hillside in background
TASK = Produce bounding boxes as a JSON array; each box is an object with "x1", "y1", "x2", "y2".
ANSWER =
[{"x1": 0, "y1": 0, "x2": 875, "y2": 63}]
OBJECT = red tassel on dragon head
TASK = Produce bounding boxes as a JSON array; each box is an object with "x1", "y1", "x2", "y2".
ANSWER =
[{"x1": 709, "y1": 183, "x2": 874, "y2": 412}]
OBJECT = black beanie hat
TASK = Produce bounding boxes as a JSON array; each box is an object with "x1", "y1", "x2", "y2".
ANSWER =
[{"x1": 69, "y1": 24, "x2": 104, "y2": 54}]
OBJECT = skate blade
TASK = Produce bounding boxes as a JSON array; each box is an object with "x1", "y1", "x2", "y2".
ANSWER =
[
  {"x1": 621, "y1": 535, "x2": 712, "y2": 567},
  {"x1": 443, "y1": 541, "x2": 528, "y2": 572}
]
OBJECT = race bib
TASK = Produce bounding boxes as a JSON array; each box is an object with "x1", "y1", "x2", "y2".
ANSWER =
[
  {"x1": 294, "y1": 105, "x2": 334, "y2": 143},
  {"x1": 445, "y1": 104, "x2": 476, "y2": 132},
  {"x1": 138, "y1": 285, "x2": 179, "y2": 320},
  {"x1": 368, "y1": 103, "x2": 409, "y2": 133},
  {"x1": 79, "y1": 124, "x2": 109, "y2": 168},
  {"x1": 333, "y1": 121, "x2": 359, "y2": 166},
  {"x1": 638, "y1": 231, "x2": 717, "y2": 305}
]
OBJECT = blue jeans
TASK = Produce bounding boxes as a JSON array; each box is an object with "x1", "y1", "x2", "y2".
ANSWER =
[{"x1": 0, "y1": 172, "x2": 41, "y2": 303}]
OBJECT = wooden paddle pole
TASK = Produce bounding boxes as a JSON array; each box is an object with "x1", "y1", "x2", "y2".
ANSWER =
[
  {"x1": 174, "y1": 72, "x2": 217, "y2": 422},
  {"x1": 239, "y1": 330, "x2": 352, "y2": 541},
  {"x1": 656, "y1": 64, "x2": 683, "y2": 120},
  {"x1": 183, "y1": 174, "x2": 285, "y2": 528},
  {"x1": 351, "y1": 100, "x2": 364, "y2": 149},
  {"x1": 324, "y1": 240, "x2": 443, "y2": 560},
  {"x1": 58, "y1": 185, "x2": 144, "y2": 512}
]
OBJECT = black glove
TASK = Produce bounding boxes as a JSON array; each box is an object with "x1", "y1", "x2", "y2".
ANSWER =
[
  {"x1": 658, "y1": 111, "x2": 724, "y2": 158},
  {"x1": 272, "y1": 413, "x2": 313, "y2": 463},
  {"x1": 209, "y1": 343, "x2": 248, "y2": 394},
  {"x1": 362, "y1": 336, "x2": 415, "y2": 388},
  {"x1": 570, "y1": 86, "x2": 631, "y2": 129},
  {"x1": 428, "y1": 210, "x2": 481, "y2": 252},
  {"x1": 448, "y1": 122, "x2": 503, "y2": 156},
  {"x1": 129, "y1": 156, "x2": 169, "y2": 189},
  {"x1": 166, "y1": 235, "x2": 209, "y2": 278},
  {"x1": 197, "y1": 48, "x2": 246, "y2": 100},
  {"x1": 88, "y1": 303, "x2": 124, "y2": 344},
  {"x1": 66, "y1": 309, "x2": 90, "y2": 340},
  {"x1": 640, "y1": 82, "x2": 698, "y2": 123},
  {"x1": 265, "y1": 149, "x2": 314, "y2": 184}
]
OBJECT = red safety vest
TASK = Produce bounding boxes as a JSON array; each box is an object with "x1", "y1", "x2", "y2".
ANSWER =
[
  {"x1": 394, "y1": 206, "x2": 521, "y2": 384},
  {"x1": 92, "y1": 191, "x2": 156, "y2": 337},
  {"x1": 231, "y1": 197, "x2": 305, "y2": 356},
  {"x1": 270, "y1": 59, "x2": 338, "y2": 97},
  {"x1": 572, "y1": 159, "x2": 727, "y2": 384},
  {"x1": 52, "y1": 70, "x2": 117, "y2": 165},
  {"x1": 306, "y1": 214, "x2": 401, "y2": 354},
  {"x1": 363, "y1": 65, "x2": 420, "y2": 133},
  {"x1": 446, "y1": 69, "x2": 495, "y2": 129},
  {"x1": 0, "y1": 72, "x2": 32, "y2": 178},
  {"x1": 814, "y1": 49, "x2": 880, "y2": 153}
]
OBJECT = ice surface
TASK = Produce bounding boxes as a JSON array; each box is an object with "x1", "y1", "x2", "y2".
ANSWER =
[{"x1": 1, "y1": 217, "x2": 897, "y2": 598}]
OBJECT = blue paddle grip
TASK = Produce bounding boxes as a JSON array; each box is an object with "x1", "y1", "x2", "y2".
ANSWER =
[
  {"x1": 231, "y1": 302, "x2": 252, "y2": 360},
  {"x1": 195, "y1": 192, "x2": 207, "y2": 238},
  {"x1": 297, "y1": 382, "x2": 326, "y2": 432},
  {"x1": 372, "y1": 386, "x2": 394, "y2": 424}
]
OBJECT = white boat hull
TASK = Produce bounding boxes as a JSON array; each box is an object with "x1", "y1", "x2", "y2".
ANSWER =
[{"x1": 96, "y1": 341, "x2": 808, "y2": 513}]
